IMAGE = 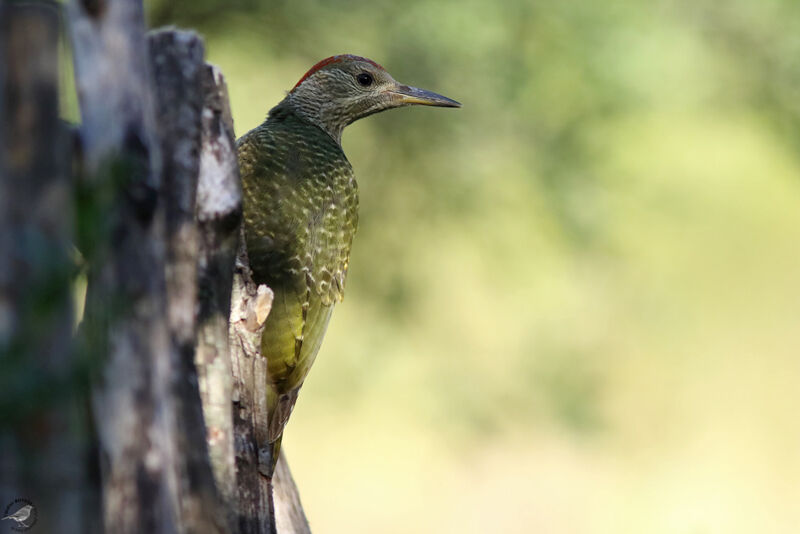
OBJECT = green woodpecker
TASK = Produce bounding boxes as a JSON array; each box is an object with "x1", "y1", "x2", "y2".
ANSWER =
[{"x1": 237, "y1": 54, "x2": 460, "y2": 474}]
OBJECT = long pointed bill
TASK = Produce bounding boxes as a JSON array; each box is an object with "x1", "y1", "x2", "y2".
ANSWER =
[{"x1": 389, "y1": 84, "x2": 462, "y2": 108}]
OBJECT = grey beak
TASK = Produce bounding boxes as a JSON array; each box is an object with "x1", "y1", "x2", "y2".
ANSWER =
[{"x1": 389, "y1": 84, "x2": 462, "y2": 108}]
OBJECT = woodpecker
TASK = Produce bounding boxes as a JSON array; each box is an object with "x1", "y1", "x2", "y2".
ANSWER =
[{"x1": 237, "y1": 54, "x2": 460, "y2": 473}]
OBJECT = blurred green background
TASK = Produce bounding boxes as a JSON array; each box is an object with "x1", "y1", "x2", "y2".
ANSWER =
[{"x1": 68, "y1": 0, "x2": 800, "y2": 531}]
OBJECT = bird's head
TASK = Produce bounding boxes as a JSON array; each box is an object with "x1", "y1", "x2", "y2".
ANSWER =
[{"x1": 279, "y1": 54, "x2": 460, "y2": 143}]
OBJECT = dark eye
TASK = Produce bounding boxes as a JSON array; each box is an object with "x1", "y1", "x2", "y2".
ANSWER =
[{"x1": 356, "y1": 72, "x2": 373, "y2": 86}]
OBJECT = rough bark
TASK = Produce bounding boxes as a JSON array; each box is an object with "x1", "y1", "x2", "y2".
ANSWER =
[
  {"x1": 195, "y1": 63, "x2": 242, "y2": 531},
  {"x1": 68, "y1": 0, "x2": 175, "y2": 529},
  {"x1": 148, "y1": 29, "x2": 228, "y2": 533},
  {"x1": 229, "y1": 241, "x2": 276, "y2": 533},
  {"x1": 65, "y1": 1, "x2": 311, "y2": 529},
  {"x1": 67, "y1": 2, "x2": 228, "y2": 530},
  {"x1": 0, "y1": 3, "x2": 93, "y2": 532}
]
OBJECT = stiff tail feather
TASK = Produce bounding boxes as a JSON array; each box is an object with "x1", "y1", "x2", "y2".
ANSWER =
[{"x1": 263, "y1": 388, "x2": 300, "y2": 475}]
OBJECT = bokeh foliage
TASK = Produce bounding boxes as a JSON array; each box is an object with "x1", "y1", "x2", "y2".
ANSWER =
[{"x1": 64, "y1": 0, "x2": 800, "y2": 531}]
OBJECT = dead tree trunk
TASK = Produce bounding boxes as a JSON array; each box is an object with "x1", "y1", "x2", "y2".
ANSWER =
[
  {"x1": 67, "y1": 1, "x2": 227, "y2": 530},
  {"x1": 273, "y1": 453, "x2": 312, "y2": 534},
  {"x1": 195, "y1": 63, "x2": 242, "y2": 532},
  {"x1": 229, "y1": 239, "x2": 276, "y2": 533},
  {"x1": 17, "y1": 0, "x2": 313, "y2": 529},
  {"x1": 148, "y1": 29, "x2": 230, "y2": 533}
]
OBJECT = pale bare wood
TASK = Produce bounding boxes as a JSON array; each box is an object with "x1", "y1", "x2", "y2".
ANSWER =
[
  {"x1": 274, "y1": 453, "x2": 312, "y2": 534},
  {"x1": 148, "y1": 29, "x2": 229, "y2": 533},
  {"x1": 229, "y1": 240, "x2": 276, "y2": 533},
  {"x1": 195, "y1": 63, "x2": 242, "y2": 531}
]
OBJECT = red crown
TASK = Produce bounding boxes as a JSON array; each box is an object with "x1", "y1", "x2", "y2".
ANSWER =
[{"x1": 292, "y1": 54, "x2": 385, "y2": 91}]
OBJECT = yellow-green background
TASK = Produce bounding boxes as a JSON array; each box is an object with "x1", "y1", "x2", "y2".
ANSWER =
[{"x1": 71, "y1": 0, "x2": 800, "y2": 531}]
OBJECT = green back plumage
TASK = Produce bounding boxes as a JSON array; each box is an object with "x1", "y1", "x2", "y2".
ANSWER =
[{"x1": 238, "y1": 109, "x2": 358, "y2": 444}]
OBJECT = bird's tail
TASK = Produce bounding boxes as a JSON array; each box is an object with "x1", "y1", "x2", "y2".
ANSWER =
[
  {"x1": 262, "y1": 386, "x2": 299, "y2": 476},
  {"x1": 265, "y1": 436, "x2": 283, "y2": 476},
  {"x1": 267, "y1": 387, "x2": 300, "y2": 443}
]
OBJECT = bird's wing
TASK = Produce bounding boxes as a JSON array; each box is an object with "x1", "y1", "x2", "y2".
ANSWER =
[
  {"x1": 260, "y1": 180, "x2": 352, "y2": 442},
  {"x1": 308, "y1": 166, "x2": 358, "y2": 307}
]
